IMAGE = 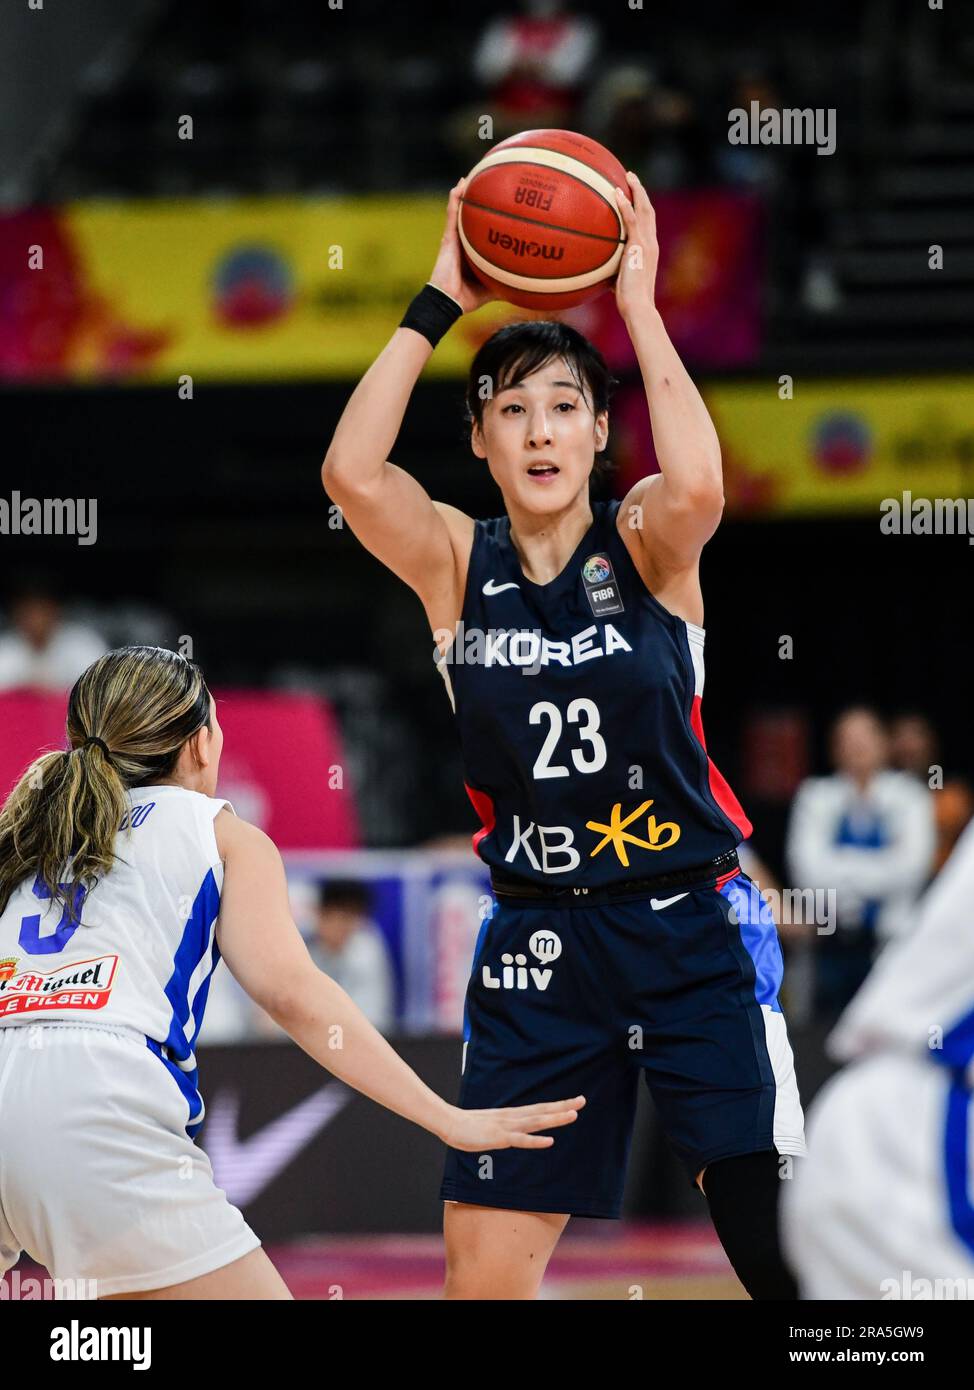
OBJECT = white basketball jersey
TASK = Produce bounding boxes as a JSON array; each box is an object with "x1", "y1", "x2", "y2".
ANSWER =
[
  {"x1": 0, "y1": 785, "x2": 232, "y2": 1135},
  {"x1": 828, "y1": 816, "x2": 974, "y2": 1077}
]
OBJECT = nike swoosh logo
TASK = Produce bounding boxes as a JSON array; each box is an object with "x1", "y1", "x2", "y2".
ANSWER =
[
  {"x1": 482, "y1": 578, "x2": 520, "y2": 595},
  {"x1": 202, "y1": 1083, "x2": 351, "y2": 1207},
  {"x1": 650, "y1": 892, "x2": 689, "y2": 911}
]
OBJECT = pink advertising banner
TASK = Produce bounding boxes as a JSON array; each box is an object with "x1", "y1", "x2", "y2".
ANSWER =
[{"x1": 0, "y1": 688, "x2": 359, "y2": 852}]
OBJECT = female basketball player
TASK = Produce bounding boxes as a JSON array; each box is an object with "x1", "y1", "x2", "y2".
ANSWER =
[
  {"x1": 322, "y1": 172, "x2": 807, "y2": 1300},
  {"x1": 0, "y1": 646, "x2": 581, "y2": 1300}
]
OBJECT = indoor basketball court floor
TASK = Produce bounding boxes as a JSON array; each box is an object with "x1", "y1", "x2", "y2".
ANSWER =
[{"x1": 5, "y1": 1221, "x2": 745, "y2": 1299}]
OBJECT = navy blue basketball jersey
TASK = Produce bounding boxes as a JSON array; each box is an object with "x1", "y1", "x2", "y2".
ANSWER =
[{"x1": 436, "y1": 497, "x2": 751, "y2": 887}]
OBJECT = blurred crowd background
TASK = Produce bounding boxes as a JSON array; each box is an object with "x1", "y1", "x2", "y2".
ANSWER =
[{"x1": 2, "y1": 0, "x2": 973, "y2": 1228}]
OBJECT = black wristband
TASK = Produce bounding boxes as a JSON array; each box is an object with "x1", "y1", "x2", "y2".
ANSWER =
[{"x1": 400, "y1": 282, "x2": 464, "y2": 347}]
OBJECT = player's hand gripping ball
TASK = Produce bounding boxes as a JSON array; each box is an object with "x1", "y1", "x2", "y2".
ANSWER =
[{"x1": 612, "y1": 170, "x2": 660, "y2": 317}]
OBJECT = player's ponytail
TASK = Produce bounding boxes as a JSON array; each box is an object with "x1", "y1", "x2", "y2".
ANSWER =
[{"x1": 0, "y1": 645, "x2": 212, "y2": 919}]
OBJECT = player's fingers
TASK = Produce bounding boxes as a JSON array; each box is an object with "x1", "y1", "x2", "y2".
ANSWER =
[
  {"x1": 499, "y1": 1096, "x2": 585, "y2": 1118},
  {"x1": 513, "y1": 1108, "x2": 579, "y2": 1133},
  {"x1": 443, "y1": 179, "x2": 464, "y2": 235},
  {"x1": 625, "y1": 169, "x2": 654, "y2": 212},
  {"x1": 507, "y1": 1132, "x2": 557, "y2": 1149},
  {"x1": 614, "y1": 188, "x2": 635, "y2": 232},
  {"x1": 493, "y1": 1105, "x2": 580, "y2": 1131},
  {"x1": 630, "y1": 172, "x2": 656, "y2": 221}
]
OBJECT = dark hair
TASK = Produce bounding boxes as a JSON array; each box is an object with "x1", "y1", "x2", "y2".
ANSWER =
[
  {"x1": 464, "y1": 320, "x2": 618, "y2": 482},
  {"x1": 318, "y1": 879, "x2": 372, "y2": 914},
  {"x1": 0, "y1": 646, "x2": 212, "y2": 917}
]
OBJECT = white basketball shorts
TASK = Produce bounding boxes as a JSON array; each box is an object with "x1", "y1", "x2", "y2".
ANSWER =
[
  {"x1": 781, "y1": 1051, "x2": 974, "y2": 1299},
  {"x1": 0, "y1": 1022, "x2": 260, "y2": 1298}
]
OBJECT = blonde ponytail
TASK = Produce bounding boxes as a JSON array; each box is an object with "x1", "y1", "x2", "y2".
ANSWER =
[{"x1": 0, "y1": 645, "x2": 211, "y2": 919}]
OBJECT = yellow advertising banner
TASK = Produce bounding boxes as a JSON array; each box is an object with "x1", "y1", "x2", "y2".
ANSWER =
[
  {"x1": 58, "y1": 196, "x2": 505, "y2": 380},
  {"x1": 705, "y1": 376, "x2": 974, "y2": 516},
  {"x1": 3, "y1": 191, "x2": 762, "y2": 381}
]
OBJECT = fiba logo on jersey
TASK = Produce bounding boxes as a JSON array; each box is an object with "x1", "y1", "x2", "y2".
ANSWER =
[
  {"x1": 529, "y1": 930, "x2": 562, "y2": 964},
  {"x1": 581, "y1": 553, "x2": 624, "y2": 616},
  {"x1": 582, "y1": 556, "x2": 611, "y2": 584}
]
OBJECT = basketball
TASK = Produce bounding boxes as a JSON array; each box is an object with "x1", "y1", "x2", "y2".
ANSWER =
[{"x1": 458, "y1": 129, "x2": 631, "y2": 310}]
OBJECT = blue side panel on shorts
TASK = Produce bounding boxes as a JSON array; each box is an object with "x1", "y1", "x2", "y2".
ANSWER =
[
  {"x1": 719, "y1": 875, "x2": 783, "y2": 1013},
  {"x1": 144, "y1": 1035, "x2": 204, "y2": 1139},
  {"x1": 945, "y1": 1073, "x2": 974, "y2": 1259}
]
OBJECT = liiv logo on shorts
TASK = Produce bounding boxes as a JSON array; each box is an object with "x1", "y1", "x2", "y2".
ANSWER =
[{"x1": 482, "y1": 930, "x2": 562, "y2": 991}]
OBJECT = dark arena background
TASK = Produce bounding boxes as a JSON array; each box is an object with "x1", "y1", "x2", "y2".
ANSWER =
[{"x1": 2, "y1": 0, "x2": 974, "y2": 1315}]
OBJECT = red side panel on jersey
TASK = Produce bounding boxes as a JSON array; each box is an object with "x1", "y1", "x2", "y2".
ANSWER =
[
  {"x1": 689, "y1": 696, "x2": 753, "y2": 839},
  {"x1": 464, "y1": 782, "x2": 497, "y2": 854}
]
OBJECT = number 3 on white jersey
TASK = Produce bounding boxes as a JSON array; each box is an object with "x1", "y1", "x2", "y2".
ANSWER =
[{"x1": 530, "y1": 698, "x2": 607, "y2": 779}]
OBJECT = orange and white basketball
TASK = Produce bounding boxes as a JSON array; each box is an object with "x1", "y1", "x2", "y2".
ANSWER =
[{"x1": 458, "y1": 129, "x2": 631, "y2": 311}]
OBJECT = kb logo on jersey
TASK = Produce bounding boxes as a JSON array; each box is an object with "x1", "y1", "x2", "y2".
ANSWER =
[
  {"x1": 504, "y1": 801, "x2": 682, "y2": 874},
  {"x1": 587, "y1": 799, "x2": 681, "y2": 867}
]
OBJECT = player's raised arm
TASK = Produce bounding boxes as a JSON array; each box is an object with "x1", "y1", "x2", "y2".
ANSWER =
[
  {"x1": 321, "y1": 177, "x2": 493, "y2": 606},
  {"x1": 213, "y1": 812, "x2": 583, "y2": 1152},
  {"x1": 612, "y1": 171, "x2": 725, "y2": 578}
]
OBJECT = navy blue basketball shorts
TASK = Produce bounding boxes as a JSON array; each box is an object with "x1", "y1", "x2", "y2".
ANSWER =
[{"x1": 440, "y1": 870, "x2": 807, "y2": 1219}]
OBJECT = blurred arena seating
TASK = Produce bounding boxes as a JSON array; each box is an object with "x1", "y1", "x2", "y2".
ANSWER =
[{"x1": 14, "y1": 0, "x2": 970, "y2": 364}]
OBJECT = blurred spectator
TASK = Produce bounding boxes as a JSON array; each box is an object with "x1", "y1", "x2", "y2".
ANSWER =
[
  {"x1": 584, "y1": 64, "x2": 709, "y2": 191},
  {"x1": 0, "y1": 581, "x2": 107, "y2": 692},
  {"x1": 307, "y1": 879, "x2": 394, "y2": 1033},
  {"x1": 470, "y1": 0, "x2": 598, "y2": 139},
  {"x1": 786, "y1": 706, "x2": 936, "y2": 1021},
  {"x1": 713, "y1": 59, "x2": 783, "y2": 191},
  {"x1": 890, "y1": 712, "x2": 974, "y2": 873}
]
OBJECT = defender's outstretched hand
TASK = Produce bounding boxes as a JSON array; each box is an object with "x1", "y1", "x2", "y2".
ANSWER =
[
  {"x1": 429, "y1": 177, "x2": 497, "y2": 315},
  {"x1": 441, "y1": 1096, "x2": 586, "y2": 1152}
]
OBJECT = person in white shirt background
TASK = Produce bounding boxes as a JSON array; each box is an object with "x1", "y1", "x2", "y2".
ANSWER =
[
  {"x1": 307, "y1": 879, "x2": 395, "y2": 1035},
  {"x1": 786, "y1": 705, "x2": 936, "y2": 1022},
  {"x1": 0, "y1": 581, "x2": 107, "y2": 693}
]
